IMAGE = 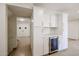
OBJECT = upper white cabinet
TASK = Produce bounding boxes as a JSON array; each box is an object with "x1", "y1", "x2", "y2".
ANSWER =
[
  {"x1": 50, "y1": 14, "x2": 57, "y2": 27},
  {"x1": 33, "y1": 6, "x2": 44, "y2": 27},
  {"x1": 43, "y1": 10, "x2": 57, "y2": 27},
  {"x1": 33, "y1": 7, "x2": 57, "y2": 27},
  {"x1": 43, "y1": 11, "x2": 50, "y2": 27}
]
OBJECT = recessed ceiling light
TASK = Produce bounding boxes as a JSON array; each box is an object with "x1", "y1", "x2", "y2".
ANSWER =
[{"x1": 19, "y1": 18, "x2": 25, "y2": 22}]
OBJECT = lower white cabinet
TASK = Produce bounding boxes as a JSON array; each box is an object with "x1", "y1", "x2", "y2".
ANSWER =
[
  {"x1": 33, "y1": 27, "x2": 43, "y2": 56},
  {"x1": 33, "y1": 27, "x2": 49, "y2": 56},
  {"x1": 43, "y1": 36, "x2": 49, "y2": 55}
]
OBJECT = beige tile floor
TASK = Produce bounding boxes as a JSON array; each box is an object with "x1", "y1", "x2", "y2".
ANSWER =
[
  {"x1": 50, "y1": 39, "x2": 79, "y2": 56},
  {"x1": 9, "y1": 38, "x2": 79, "y2": 56},
  {"x1": 9, "y1": 36, "x2": 32, "y2": 56}
]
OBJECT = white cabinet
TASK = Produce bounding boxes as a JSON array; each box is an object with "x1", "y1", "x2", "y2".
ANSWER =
[
  {"x1": 43, "y1": 36, "x2": 49, "y2": 55},
  {"x1": 33, "y1": 7, "x2": 50, "y2": 56},
  {"x1": 62, "y1": 13, "x2": 68, "y2": 50},
  {"x1": 50, "y1": 14, "x2": 57, "y2": 27},
  {"x1": 43, "y1": 12, "x2": 50, "y2": 27},
  {"x1": 33, "y1": 27, "x2": 43, "y2": 56},
  {"x1": 42, "y1": 28, "x2": 50, "y2": 55},
  {"x1": 43, "y1": 11, "x2": 57, "y2": 27},
  {"x1": 33, "y1": 6, "x2": 44, "y2": 27},
  {"x1": 58, "y1": 13, "x2": 68, "y2": 51},
  {"x1": 42, "y1": 28, "x2": 50, "y2": 35},
  {"x1": 33, "y1": 7, "x2": 57, "y2": 27},
  {"x1": 32, "y1": 7, "x2": 68, "y2": 55},
  {"x1": 33, "y1": 27, "x2": 49, "y2": 56}
]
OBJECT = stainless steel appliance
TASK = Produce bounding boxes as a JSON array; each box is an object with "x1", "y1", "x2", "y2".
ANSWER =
[{"x1": 49, "y1": 36, "x2": 58, "y2": 53}]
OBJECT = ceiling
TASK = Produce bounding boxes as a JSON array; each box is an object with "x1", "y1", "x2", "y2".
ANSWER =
[
  {"x1": 8, "y1": 3, "x2": 79, "y2": 20},
  {"x1": 8, "y1": 5, "x2": 33, "y2": 17},
  {"x1": 34, "y1": 3, "x2": 79, "y2": 20}
]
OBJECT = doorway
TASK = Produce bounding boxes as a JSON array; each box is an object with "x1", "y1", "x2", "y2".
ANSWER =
[{"x1": 7, "y1": 5, "x2": 33, "y2": 56}]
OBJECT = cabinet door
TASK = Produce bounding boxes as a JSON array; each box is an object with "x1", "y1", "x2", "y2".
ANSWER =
[
  {"x1": 43, "y1": 36, "x2": 49, "y2": 55},
  {"x1": 33, "y1": 7, "x2": 44, "y2": 26},
  {"x1": 43, "y1": 11, "x2": 50, "y2": 27},
  {"x1": 58, "y1": 13, "x2": 68, "y2": 51},
  {"x1": 33, "y1": 27, "x2": 43, "y2": 56},
  {"x1": 50, "y1": 14, "x2": 57, "y2": 27},
  {"x1": 62, "y1": 13, "x2": 68, "y2": 50}
]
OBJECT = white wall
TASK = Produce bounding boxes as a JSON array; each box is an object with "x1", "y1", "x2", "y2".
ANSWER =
[
  {"x1": 0, "y1": 4, "x2": 8, "y2": 56},
  {"x1": 68, "y1": 20, "x2": 79, "y2": 40},
  {"x1": 17, "y1": 18, "x2": 30, "y2": 37},
  {"x1": 8, "y1": 15, "x2": 17, "y2": 54}
]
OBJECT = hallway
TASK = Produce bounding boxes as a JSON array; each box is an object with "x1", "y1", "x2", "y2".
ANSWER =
[{"x1": 9, "y1": 37, "x2": 32, "y2": 56}]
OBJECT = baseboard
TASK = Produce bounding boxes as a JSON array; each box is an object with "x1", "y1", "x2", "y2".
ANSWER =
[
  {"x1": 68, "y1": 38, "x2": 79, "y2": 40},
  {"x1": 43, "y1": 53, "x2": 49, "y2": 56},
  {"x1": 43, "y1": 51, "x2": 58, "y2": 56}
]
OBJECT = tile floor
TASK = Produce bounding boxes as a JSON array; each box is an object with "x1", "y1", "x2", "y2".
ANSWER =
[
  {"x1": 50, "y1": 39, "x2": 79, "y2": 56},
  {"x1": 9, "y1": 36, "x2": 32, "y2": 56},
  {"x1": 9, "y1": 38, "x2": 79, "y2": 56}
]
